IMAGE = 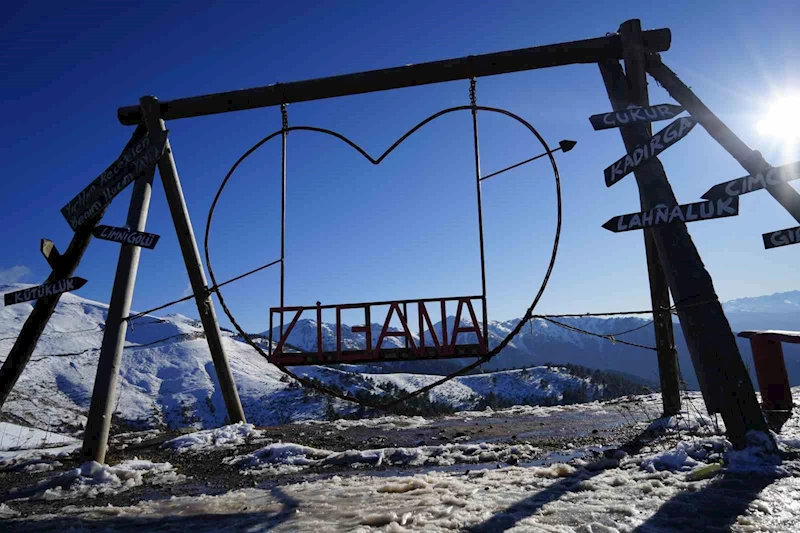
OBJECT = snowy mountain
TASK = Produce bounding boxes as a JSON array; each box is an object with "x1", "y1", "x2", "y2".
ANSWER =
[{"x1": 0, "y1": 284, "x2": 627, "y2": 436}]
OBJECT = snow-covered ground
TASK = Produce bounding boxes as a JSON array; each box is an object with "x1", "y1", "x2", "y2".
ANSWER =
[{"x1": 2, "y1": 389, "x2": 799, "y2": 531}]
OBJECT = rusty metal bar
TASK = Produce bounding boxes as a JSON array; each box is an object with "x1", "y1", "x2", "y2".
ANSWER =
[
  {"x1": 271, "y1": 294, "x2": 484, "y2": 312},
  {"x1": 117, "y1": 29, "x2": 671, "y2": 125},
  {"x1": 470, "y1": 80, "x2": 490, "y2": 346}
]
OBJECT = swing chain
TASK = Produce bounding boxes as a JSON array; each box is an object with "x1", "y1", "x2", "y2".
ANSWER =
[
  {"x1": 281, "y1": 103, "x2": 289, "y2": 131},
  {"x1": 469, "y1": 78, "x2": 477, "y2": 107}
]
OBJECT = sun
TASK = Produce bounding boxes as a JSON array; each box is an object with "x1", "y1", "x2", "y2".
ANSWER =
[{"x1": 756, "y1": 94, "x2": 800, "y2": 144}]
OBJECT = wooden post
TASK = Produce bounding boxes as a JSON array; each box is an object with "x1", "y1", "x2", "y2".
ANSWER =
[
  {"x1": 599, "y1": 24, "x2": 767, "y2": 448},
  {"x1": 81, "y1": 114, "x2": 157, "y2": 463},
  {"x1": 0, "y1": 126, "x2": 147, "y2": 410},
  {"x1": 0, "y1": 227, "x2": 95, "y2": 408},
  {"x1": 139, "y1": 96, "x2": 246, "y2": 425},
  {"x1": 646, "y1": 56, "x2": 800, "y2": 222},
  {"x1": 617, "y1": 20, "x2": 681, "y2": 416}
]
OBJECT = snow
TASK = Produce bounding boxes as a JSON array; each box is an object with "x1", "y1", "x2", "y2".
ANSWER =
[
  {"x1": 297, "y1": 414, "x2": 431, "y2": 430},
  {"x1": 0, "y1": 422, "x2": 78, "y2": 450},
  {"x1": 225, "y1": 441, "x2": 541, "y2": 476},
  {"x1": 163, "y1": 422, "x2": 264, "y2": 452},
  {"x1": 8, "y1": 459, "x2": 184, "y2": 501}
]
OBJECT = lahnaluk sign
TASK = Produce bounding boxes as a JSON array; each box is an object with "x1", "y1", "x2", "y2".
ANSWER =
[
  {"x1": 701, "y1": 160, "x2": 800, "y2": 199},
  {"x1": 763, "y1": 226, "x2": 800, "y2": 250},
  {"x1": 61, "y1": 130, "x2": 168, "y2": 231},
  {"x1": 604, "y1": 116, "x2": 697, "y2": 187},
  {"x1": 92, "y1": 225, "x2": 160, "y2": 250},
  {"x1": 589, "y1": 103, "x2": 684, "y2": 131},
  {"x1": 4, "y1": 277, "x2": 88, "y2": 306},
  {"x1": 602, "y1": 197, "x2": 739, "y2": 233}
]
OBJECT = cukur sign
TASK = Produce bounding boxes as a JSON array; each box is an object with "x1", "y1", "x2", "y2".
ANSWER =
[
  {"x1": 92, "y1": 225, "x2": 160, "y2": 250},
  {"x1": 589, "y1": 103, "x2": 684, "y2": 130},
  {"x1": 604, "y1": 116, "x2": 697, "y2": 187},
  {"x1": 602, "y1": 197, "x2": 739, "y2": 233},
  {"x1": 61, "y1": 130, "x2": 168, "y2": 231}
]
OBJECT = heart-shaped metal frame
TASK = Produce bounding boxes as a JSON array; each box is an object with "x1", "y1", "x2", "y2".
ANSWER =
[{"x1": 204, "y1": 105, "x2": 562, "y2": 409}]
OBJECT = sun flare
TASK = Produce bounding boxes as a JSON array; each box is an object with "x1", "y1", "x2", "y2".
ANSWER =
[{"x1": 756, "y1": 94, "x2": 800, "y2": 143}]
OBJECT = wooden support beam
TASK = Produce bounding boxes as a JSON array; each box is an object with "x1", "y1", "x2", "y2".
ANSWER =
[
  {"x1": 618, "y1": 20, "x2": 681, "y2": 417},
  {"x1": 117, "y1": 29, "x2": 671, "y2": 125},
  {"x1": 599, "y1": 27, "x2": 767, "y2": 448},
  {"x1": 646, "y1": 56, "x2": 800, "y2": 223}
]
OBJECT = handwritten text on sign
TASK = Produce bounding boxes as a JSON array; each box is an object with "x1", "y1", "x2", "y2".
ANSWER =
[
  {"x1": 61, "y1": 130, "x2": 168, "y2": 231},
  {"x1": 92, "y1": 225, "x2": 160, "y2": 249},
  {"x1": 604, "y1": 117, "x2": 697, "y2": 187},
  {"x1": 589, "y1": 103, "x2": 684, "y2": 130},
  {"x1": 763, "y1": 226, "x2": 800, "y2": 249},
  {"x1": 702, "y1": 161, "x2": 800, "y2": 199},
  {"x1": 602, "y1": 197, "x2": 739, "y2": 233},
  {"x1": 4, "y1": 277, "x2": 88, "y2": 306}
]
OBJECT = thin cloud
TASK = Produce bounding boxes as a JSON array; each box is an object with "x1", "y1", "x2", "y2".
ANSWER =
[{"x1": 0, "y1": 265, "x2": 32, "y2": 285}]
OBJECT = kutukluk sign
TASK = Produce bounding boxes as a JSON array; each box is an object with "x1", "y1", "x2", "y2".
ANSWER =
[
  {"x1": 4, "y1": 277, "x2": 88, "y2": 306},
  {"x1": 604, "y1": 116, "x2": 698, "y2": 187},
  {"x1": 589, "y1": 103, "x2": 684, "y2": 131},
  {"x1": 762, "y1": 225, "x2": 800, "y2": 249},
  {"x1": 92, "y1": 225, "x2": 160, "y2": 250},
  {"x1": 701, "y1": 160, "x2": 800, "y2": 199},
  {"x1": 61, "y1": 130, "x2": 168, "y2": 231},
  {"x1": 602, "y1": 197, "x2": 739, "y2": 233}
]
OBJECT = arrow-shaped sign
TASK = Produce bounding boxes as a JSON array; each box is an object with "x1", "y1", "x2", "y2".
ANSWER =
[
  {"x1": 701, "y1": 160, "x2": 800, "y2": 199},
  {"x1": 603, "y1": 197, "x2": 739, "y2": 233},
  {"x1": 604, "y1": 116, "x2": 698, "y2": 187},
  {"x1": 61, "y1": 130, "x2": 168, "y2": 231},
  {"x1": 589, "y1": 103, "x2": 684, "y2": 131},
  {"x1": 92, "y1": 225, "x2": 160, "y2": 250},
  {"x1": 3, "y1": 277, "x2": 88, "y2": 306},
  {"x1": 763, "y1": 225, "x2": 800, "y2": 249}
]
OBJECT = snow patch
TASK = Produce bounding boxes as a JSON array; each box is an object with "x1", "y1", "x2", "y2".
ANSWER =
[{"x1": 164, "y1": 422, "x2": 264, "y2": 452}]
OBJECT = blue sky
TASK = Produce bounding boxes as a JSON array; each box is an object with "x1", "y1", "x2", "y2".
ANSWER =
[{"x1": 1, "y1": 0, "x2": 798, "y2": 332}]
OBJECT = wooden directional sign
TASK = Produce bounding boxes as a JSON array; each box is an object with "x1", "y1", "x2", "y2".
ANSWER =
[
  {"x1": 701, "y1": 160, "x2": 800, "y2": 199},
  {"x1": 763, "y1": 225, "x2": 800, "y2": 249},
  {"x1": 61, "y1": 130, "x2": 168, "y2": 231},
  {"x1": 92, "y1": 225, "x2": 160, "y2": 250},
  {"x1": 603, "y1": 197, "x2": 739, "y2": 233},
  {"x1": 589, "y1": 103, "x2": 684, "y2": 131},
  {"x1": 604, "y1": 116, "x2": 698, "y2": 187},
  {"x1": 4, "y1": 277, "x2": 88, "y2": 306}
]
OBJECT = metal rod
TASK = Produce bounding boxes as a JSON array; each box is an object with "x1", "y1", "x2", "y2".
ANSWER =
[
  {"x1": 470, "y1": 82, "x2": 490, "y2": 344},
  {"x1": 280, "y1": 105, "x2": 287, "y2": 340},
  {"x1": 117, "y1": 30, "x2": 671, "y2": 125},
  {"x1": 481, "y1": 147, "x2": 562, "y2": 182},
  {"x1": 81, "y1": 101, "x2": 157, "y2": 463},
  {"x1": 140, "y1": 96, "x2": 246, "y2": 425}
]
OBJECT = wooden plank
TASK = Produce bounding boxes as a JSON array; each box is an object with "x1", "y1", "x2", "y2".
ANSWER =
[
  {"x1": 738, "y1": 330, "x2": 800, "y2": 344},
  {"x1": 92, "y1": 225, "x2": 160, "y2": 249},
  {"x1": 603, "y1": 198, "x2": 739, "y2": 232},
  {"x1": 589, "y1": 103, "x2": 684, "y2": 130},
  {"x1": 117, "y1": 29, "x2": 672, "y2": 125},
  {"x1": 4, "y1": 278, "x2": 87, "y2": 306},
  {"x1": 40, "y1": 239, "x2": 60, "y2": 269},
  {"x1": 763, "y1": 225, "x2": 800, "y2": 249},
  {"x1": 702, "y1": 161, "x2": 800, "y2": 199}
]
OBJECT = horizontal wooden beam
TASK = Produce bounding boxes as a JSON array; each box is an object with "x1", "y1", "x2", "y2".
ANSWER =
[{"x1": 118, "y1": 28, "x2": 671, "y2": 125}]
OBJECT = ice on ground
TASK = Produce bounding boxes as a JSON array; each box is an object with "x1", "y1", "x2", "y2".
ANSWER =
[
  {"x1": 226, "y1": 441, "x2": 540, "y2": 475},
  {"x1": 21, "y1": 459, "x2": 799, "y2": 532},
  {"x1": 296, "y1": 414, "x2": 430, "y2": 431},
  {"x1": 164, "y1": 422, "x2": 264, "y2": 452},
  {"x1": 8, "y1": 459, "x2": 184, "y2": 501}
]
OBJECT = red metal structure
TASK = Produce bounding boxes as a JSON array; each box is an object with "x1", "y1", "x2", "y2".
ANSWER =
[{"x1": 269, "y1": 295, "x2": 488, "y2": 365}]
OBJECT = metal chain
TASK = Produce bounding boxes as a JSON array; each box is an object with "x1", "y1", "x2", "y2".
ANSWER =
[
  {"x1": 281, "y1": 103, "x2": 288, "y2": 131},
  {"x1": 469, "y1": 78, "x2": 477, "y2": 107}
]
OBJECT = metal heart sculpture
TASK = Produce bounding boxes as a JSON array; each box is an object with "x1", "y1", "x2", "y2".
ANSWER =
[{"x1": 204, "y1": 105, "x2": 562, "y2": 409}]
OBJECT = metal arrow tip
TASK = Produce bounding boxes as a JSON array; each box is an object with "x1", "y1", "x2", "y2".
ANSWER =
[{"x1": 559, "y1": 140, "x2": 577, "y2": 153}]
